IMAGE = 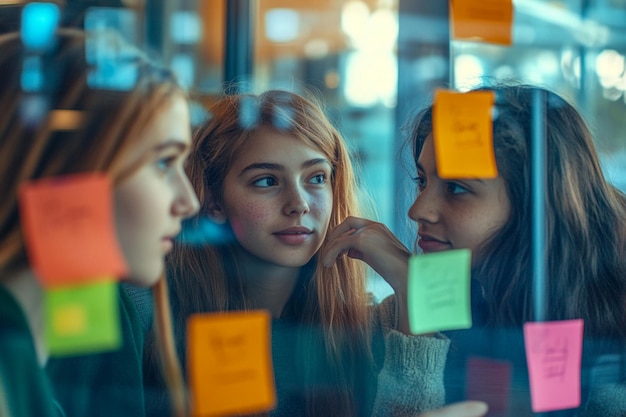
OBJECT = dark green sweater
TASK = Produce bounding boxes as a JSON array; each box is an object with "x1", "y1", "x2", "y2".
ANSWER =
[
  {"x1": 46, "y1": 285, "x2": 145, "y2": 417},
  {"x1": 0, "y1": 285, "x2": 63, "y2": 417}
]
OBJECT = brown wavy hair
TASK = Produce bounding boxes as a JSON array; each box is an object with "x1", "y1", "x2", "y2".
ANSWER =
[
  {"x1": 406, "y1": 84, "x2": 626, "y2": 341},
  {"x1": 166, "y1": 90, "x2": 375, "y2": 416}
]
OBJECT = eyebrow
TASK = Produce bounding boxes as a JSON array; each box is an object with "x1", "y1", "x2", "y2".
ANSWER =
[
  {"x1": 239, "y1": 158, "x2": 330, "y2": 177},
  {"x1": 152, "y1": 140, "x2": 189, "y2": 153},
  {"x1": 416, "y1": 162, "x2": 485, "y2": 184}
]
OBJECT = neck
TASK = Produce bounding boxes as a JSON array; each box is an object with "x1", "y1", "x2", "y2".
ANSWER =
[
  {"x1": 238, "y1": 251, "x2": 302, "y2": 319},
  {"x1": 2, "y1": 269, "x2": 47, "y2": 366}
]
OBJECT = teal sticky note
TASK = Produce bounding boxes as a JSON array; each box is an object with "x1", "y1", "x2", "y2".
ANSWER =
[
  {"x1": 407, "y1": 249, "x2": 472, "y2": 334},
  {"x1": 45, "y1": 279, "x2": 121, "y2": 356}
]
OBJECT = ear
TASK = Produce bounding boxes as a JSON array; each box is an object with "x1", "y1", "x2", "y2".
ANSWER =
[{"x1": 205, "y1": 194, "x2": 228, "y2": 225}]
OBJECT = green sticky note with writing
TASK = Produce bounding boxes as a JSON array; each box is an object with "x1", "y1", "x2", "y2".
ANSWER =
[
  {"x1": 407, "y1": 249, "x2": 472, "y2": 334},
  {"x1": 45, "y1": 279, "x2": 121, "y2": 356}
]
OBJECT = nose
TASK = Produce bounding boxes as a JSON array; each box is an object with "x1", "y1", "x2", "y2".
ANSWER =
[
  {"x1": 408, "y1": 188, "x2": 438, "y2": 225},
  {"x1": 173, "y1": 172, "x2": 200, "y2": 218},
  {"x1": 283, "y1": 183, "x2": 310, "y2": 216}
]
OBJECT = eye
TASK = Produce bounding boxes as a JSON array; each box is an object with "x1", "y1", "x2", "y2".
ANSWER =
[
  {"x1": 156, "y1": 156, "x2": 177, "y2": 172},
  {"x1": 252, "y1": 176, "x2": 278, "y2": 187},
  {"x1": 309, "y1": 173, "x2": 327, "y2": 185},
  {"x1": 412, "y1": 175, "x2": 426, "y2": 192},
  {"x1": 446, "y1": 182, "x2": 469, "y2": 195}
]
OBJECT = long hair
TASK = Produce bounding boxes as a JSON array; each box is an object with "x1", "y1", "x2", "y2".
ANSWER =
[
  {"x1": 406, "y1": 84, "x2": 626, "y2": 342},
  {"x1": 167, "y1": 90, "x2": 374, "y2": 416},
  {"x1": 0, "y1": 29, "x2": 189, "y2": 417}
]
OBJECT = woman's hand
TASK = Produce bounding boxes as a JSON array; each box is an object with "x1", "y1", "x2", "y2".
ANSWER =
[
  {"x1": 322, "y1": 216, "x2": 410, "y2": 292},
  {"x1": 322, "y1": 216, "x2": 415, "y2": 334},
  {"x1": 417, "y1": 402, "x2": 488, "y2": 417}
]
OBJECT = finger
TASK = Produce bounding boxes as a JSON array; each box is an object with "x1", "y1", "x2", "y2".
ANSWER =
[
  {"x1": 326, "y1": 216, "x2": 372, "y2": 242},
  {"x1": 418, "y1": 401, "x2": 488, "y2": 417},
  {"x1": 321, "y1": 233, "x2": 358, "y2": 267}
]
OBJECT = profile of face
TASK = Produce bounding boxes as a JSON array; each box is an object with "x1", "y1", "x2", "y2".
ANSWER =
[
  {"x1": 408, "y1": 134, "x2": 511, "y2": 258},
  {"x1": 113, "y1": 94, "x2": 199, "y2": 286},
  {"x1": 209, "y1": 126, "x2": 333, "y2": 269}
]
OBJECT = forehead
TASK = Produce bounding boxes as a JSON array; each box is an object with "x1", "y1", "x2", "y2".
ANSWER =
[{"x1": 233, "y1": 126, "x2": 327, "y2": 165}]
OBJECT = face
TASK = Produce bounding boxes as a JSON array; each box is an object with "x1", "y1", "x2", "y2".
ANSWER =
[
  {"x1": 214, "y1": 127, "x2": 333, "y2": 269},
  {"x1": 114, "y1": 94, "x2": 199, "y2": 286},
  {"x1": 408, "y1": 134, "x2": 511, "y2": 260}
]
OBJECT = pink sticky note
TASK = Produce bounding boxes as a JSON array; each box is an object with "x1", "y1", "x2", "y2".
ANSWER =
[
  {"x1": 466, "y1": 356, "x2": 511, "y2": 415},
  {"x1": 523, "y1": 319, "x2": 584, "y2": 412}
]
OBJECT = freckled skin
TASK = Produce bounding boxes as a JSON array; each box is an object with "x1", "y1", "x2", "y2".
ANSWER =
[{"x1": 216, "y1": 127, "x2": 333, "y2": 269}]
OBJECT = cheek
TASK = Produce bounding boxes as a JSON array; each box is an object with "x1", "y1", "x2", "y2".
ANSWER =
[
  {"x1": 228, "y1": 199, "x2": 274, "y2": 237},
  {"x1": 310, "y1": 191, "x2": 333, "y2": 231}
]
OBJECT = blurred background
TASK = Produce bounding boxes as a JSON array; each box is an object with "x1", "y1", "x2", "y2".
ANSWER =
[{"x1": 3, "y1": 0, "x2": 626, "y2": 299}]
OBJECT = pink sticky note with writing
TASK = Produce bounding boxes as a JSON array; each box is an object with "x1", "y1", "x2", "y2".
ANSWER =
[
  {"x1": 466, "y1": 356, "x2": 511, "y2": 415},
  {"x1": 523, "y1": 319, "x2": 584, "y2": 412},
  {"x1": 18, "y1": 173, "x2": 128, "y2": 286}
]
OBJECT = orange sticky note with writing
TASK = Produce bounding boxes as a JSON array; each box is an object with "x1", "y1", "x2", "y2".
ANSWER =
[
  {"x1": 18, "y1": 173, "x2": 128, "y2": 287},
  {"x1": 187, "y1": 310, "x2": 276, "y2": 417},
  {"x1": 450, "y1": 0, "x2": 514, "y2": 45},
  {"x1": 433, "y1": 89, "x2": 497, "y2": 179}
]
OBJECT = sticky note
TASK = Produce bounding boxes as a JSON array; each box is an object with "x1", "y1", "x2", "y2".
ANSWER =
[
  {"x1": 466, "y1": 356, "x2": 511, "y2": 414},
  {"x1": 18, "y1": 173, "x2": 128, "y2": 287},
  {"x1": 524, "y1": 319, "x2": 584, "y2": 412},
  {"x1": 45, "y1": 279, "x2": 121, "y2": 356},
  {"x1": 433, "y1": 89, "x2": 497, "y2": 179},
  {"x1": 450, "y1": 0, "x2": 514, "y2": 46},
  {"x1": 187, "y1": 310, "x2": 276, "y2": 417},
  {"x1": 407, "y1": 249, "x2": 472, "y2": 334}
]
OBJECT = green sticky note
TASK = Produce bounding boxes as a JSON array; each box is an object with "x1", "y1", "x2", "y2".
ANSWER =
[
  {"x1": 45, "y1": 279, "x2": 121, "y2": 356},
  {"x1": 407, "y1": 249, "x2": 472, "y2": 334}
]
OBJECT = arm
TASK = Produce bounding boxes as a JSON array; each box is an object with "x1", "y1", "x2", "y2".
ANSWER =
[
  {"x1": 371, "y1": 296, "x2": 450, "y2": 416},
  {"x1": 322, "y1": 216, "x2": 414, "y2": 334},
  {"x1": 418, "y1": 401, "x2": 488, "y2": 417}
]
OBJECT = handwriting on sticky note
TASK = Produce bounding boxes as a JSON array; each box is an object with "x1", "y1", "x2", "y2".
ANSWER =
[
  {"x1": 450, "y1": 0, "x2": 514, "y2": 45},
  {"x1": 466, "y1": 356, "x2": 512, "y2": 414},
  {"x1": 407, "y1": 249, "x2": 472, "y2": 334},
  {"x1": 433, "y1": 89, "x2": 497, "y2": 179},
  {"x1": 187, "y1": 310, "x2": 276, "y2": 417},
  {"x1": 45, "y1": 279, "x2": 121, "y2": 356},
  {"x1": 524, "y1": 319, "x2": 584, "y2": 412},
  {"x1": 18, "y1": 173, "x2": 127, "y2": 286}
]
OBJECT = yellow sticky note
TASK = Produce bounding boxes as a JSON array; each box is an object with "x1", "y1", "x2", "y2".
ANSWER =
[
  {"x1": 433, "y1": 89, "x2": 497, "y2": 179},
  {"x1": 407, "y1": 250, "x2": 472, "y2": 334},
  {"x1": 450, "y1": 0, "x2": 514, "y2": 45},
  {"x1": 45, "y1": 279, "x2": 121, "y2": 356},
  {"x1": 187, "y1": 310, "x2": 276, "y2": 417}
]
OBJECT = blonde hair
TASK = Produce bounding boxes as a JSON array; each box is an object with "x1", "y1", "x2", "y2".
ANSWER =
[
  {"x1": 167, "y1": 90, "x2": 374, "y2": 416},
  {"x1": 0, "y1": 29, "x2": 189, "y2": 417}
]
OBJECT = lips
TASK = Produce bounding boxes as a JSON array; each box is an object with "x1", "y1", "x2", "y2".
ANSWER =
[
  {"x1": 273, "y1": 226, "x2": 313, "y2": 245},
  {"x1": 417, "y1": 234, "x2": 450, "y2": 253}
]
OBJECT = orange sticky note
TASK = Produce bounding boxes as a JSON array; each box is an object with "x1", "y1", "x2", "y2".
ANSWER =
[
  {"x1": 18, "y1": 173, "x2": 127, "y2": 287},
  {"x1": 433, "y1": 89, "x2": 497, "y2": 179},
  {"x1": 187, "y1": 310, "x2": 276, "y2": 417},
  {"x1": 524, "y1": 319, "x2": 584, "y2": 413},
  {"x1": 450, "y1": 0, "x2": 514, "y2": 45}
]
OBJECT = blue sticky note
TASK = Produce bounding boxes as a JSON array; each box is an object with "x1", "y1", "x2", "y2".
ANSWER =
[
  {"x1": 21, "y1": 2, "x2": 60, "y2": 51},
  {"x1": 407, "y1": 249, "x2": 472, "y2": 334}
]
